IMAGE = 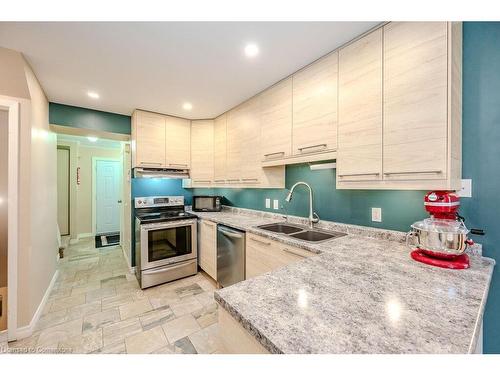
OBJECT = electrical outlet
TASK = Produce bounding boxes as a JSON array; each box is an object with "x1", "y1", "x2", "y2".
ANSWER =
[
  {"x1": 458, "y1": 179, "x2": 472, "y2": 198},
  {"x1": 273, "y1": 199, "x2": 279, "y2": 210},
  {"x1": 372, "y1": 207, "x2": 382, "y2": 222},
  {"x1": 265, "y1": 198, "x2": 271, "y2": 209}
]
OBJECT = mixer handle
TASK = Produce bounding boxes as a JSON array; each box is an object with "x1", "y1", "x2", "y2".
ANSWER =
[
  {"x1": 405, "y1": 231, "x2": 417, "y2": 250},
  {"x1": 470, "y1": 228, "x2": 485, "y2": 236}
]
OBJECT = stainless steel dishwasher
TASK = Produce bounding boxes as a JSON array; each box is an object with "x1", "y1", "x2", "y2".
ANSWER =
[{"x1": 217, "y1": 225, "x2": 245, "y2": 287}]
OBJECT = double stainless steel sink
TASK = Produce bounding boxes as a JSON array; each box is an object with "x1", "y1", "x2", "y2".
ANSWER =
[{"x1": 257, "y1": 223, "x2": 346, "y2": 243}]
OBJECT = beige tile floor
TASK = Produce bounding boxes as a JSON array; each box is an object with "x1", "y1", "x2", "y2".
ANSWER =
[{"x1": 6, "y1": 238, "x2": 220, "y2": 354}]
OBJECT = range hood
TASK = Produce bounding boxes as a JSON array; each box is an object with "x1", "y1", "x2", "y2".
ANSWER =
[{"x1": 134, "y1": 167, "x2": 190, "y2": 179}]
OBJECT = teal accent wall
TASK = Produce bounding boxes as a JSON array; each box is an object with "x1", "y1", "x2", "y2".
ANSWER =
[
  {"x1": 49, "y1": 102, "x2": 131, "y2": 134},
  {"x1": 192, "y1": 165, "x2": 426, "y2": 232},
  {"x1": 460, "y1": 22, "x2": 500, "y2": 354}
]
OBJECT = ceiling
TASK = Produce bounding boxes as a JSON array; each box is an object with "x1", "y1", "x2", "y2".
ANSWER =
[{"x1": 0, "y1": 22, "x2": 380, "y2": 118}]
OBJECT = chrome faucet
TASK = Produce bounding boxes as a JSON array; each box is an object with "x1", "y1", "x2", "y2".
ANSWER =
[{"x1": 285, "y1": 181, "x2": 319, "y2": 229}]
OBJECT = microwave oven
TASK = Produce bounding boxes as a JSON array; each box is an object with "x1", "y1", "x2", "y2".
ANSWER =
[{"x1": 192, "y1": 195, "x2": 223, "y2": 212}]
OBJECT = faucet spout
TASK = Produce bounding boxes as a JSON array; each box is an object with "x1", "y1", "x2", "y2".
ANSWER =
[{"x1": 286, "y1": 181, "x2": 320, "y2": 229}]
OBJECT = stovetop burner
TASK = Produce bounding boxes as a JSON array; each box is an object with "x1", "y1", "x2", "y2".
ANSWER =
[{"x1": 134, "y1": 196, "x2": 197, "y2": 224}]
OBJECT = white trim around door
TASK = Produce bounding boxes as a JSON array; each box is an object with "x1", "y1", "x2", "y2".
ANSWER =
[{"x1": 1, "y1": 98, "x2": 19, "y2": 341}]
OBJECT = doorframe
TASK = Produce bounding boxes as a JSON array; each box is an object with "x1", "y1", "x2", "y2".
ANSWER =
[
  {"x1": 1, "y1": 99, "x2": 19, "y2": 341},
  {"x1": 56, "y1": 146, "x2": 71, "y2": 236},
  {"x1": 91, "y1": 157, "x2": 122, "y2": 236}
]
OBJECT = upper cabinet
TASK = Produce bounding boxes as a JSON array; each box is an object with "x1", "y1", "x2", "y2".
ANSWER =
[
  {"x1": 292, "y1": 51, "x2": 338, "y2": 156},
  {"x1": 190, "y1": 120, "x2": 214, "y2": 186},
  {"x1": 132, "y1": 110, "x2": 166, "y2": 168},
  {"x1": 213, "y1": 114, "x2": 227, "y2": 185},
  {"x1": 132, "y1": 110, "x2": 190, "y2": 169},
  {"x1": 165, "y1": 116, "x2": 191, "y2": 169},
  {"x1": 383, "y1": 22, "x2": 448, "y2": 181},
  {"x1": 337, "y1": 28, "x2": 383, "y2": 183},
  {"x1": 337, "y1": 22, "x2": 462, "y2": 190},
  {"x1": 260, "y1": 78, "x2": 293, "y2": 161}
]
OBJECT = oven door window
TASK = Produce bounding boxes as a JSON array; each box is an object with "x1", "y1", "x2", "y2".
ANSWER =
[{"x1": 147, "y1": 225, "x2": 192, "y2": 262}]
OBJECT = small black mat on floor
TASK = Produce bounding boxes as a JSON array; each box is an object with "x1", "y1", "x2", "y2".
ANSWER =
[{"x1": 95, "y1": 232, "x2": 120, "y2": 248}]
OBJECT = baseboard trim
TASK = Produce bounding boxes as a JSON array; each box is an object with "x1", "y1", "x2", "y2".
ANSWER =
[
  {"x1": 78, "y1": 232, "x2": 94, "y2": 239},
  {"x1": 15, "y1": 270, "x2": 59, "y2": 340},
  {"x1": 121, "y1": 246, "x2": 135, "y2": 274}
]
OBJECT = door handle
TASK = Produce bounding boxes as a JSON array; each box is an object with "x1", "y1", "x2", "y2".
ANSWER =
[{"x1": 118, "y1": 200, "x2": 122, "y2": 203}]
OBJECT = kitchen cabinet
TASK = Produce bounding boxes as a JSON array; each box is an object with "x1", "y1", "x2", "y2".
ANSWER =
[
  {"x1": 198, "y1": 219, "x2": 217, "y2": 280},
  {"x1": 226, "y1": 97, "x2": 261, "y2": 186},
  {"x1": 337, "y1": 28, "x2": 383, "y2": 184},
  {"x1": 132, "y1": 110, "x2": 166, "y2": 168},
  {"x1": 190, "y1": 120, "x2": 214, "y2": 187},
  {"x1": 246, "y1": 233, "x2": 314, "y2": 279},
  {"x1": 260, "y1": 78, "x2": 292, "y2": 162},
  {"x1": 337, "y1": 22, "x2": 462, "y2": 190},
  {"x1": 292, "y1": 51, "x2": 338, "y2": 156},
  {"x1": 132, "y1": 110, "x2": 191, "y2": 169},
  {"x1": 213, "y1": 114, "x2": 227, "y2": 186},
  {"x1": 165, "y1": 116, "x2": 191, "y2": 169}
]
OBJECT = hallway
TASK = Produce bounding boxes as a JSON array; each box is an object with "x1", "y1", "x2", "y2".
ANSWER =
[{"x1": 6, "y1": 239, "x2": 219, "y2": 354}]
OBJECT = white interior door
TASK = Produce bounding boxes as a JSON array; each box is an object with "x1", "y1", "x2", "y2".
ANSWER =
[
  {"x1": 56, "y1": 148, "x2": 70, "y2": 236},
  {"x1": 96, "y1": 160, "x2": 121, "y2": 234}
]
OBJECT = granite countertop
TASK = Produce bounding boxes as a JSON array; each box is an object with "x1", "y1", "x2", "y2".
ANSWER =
[{"x1": 190, "y1": 207, "x2": 495, "y2": 354}]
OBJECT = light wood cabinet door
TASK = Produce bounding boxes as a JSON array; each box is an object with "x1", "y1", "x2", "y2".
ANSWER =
[
  {"x1": 226, "y1": 97, "x2": 261, "y2": 185},
  {"x1": 213, "y1": 114, "x2": 227, "y2": 185},
  {"x1": 198, "y1": 220, "x2": 217, "y2": 280},
  {"x1": 292, "y1": 51, "x2": 338, "y2": 155},
  {"x1": 383, "y1": 22, "x2": 448, "y2": 181},
  {"x1": 165, "y1": 116, "x2": 191, "y2": 169},
  {"x1": 337, "y1": 28, "x2": 383, "y2": 183},
  {"x1": 191, "y1": 120, "x2": 214, "y2": 186},
  {"x1": 260, "y1": 78, "x2": 292, "y2": 161},
  {"x1": 246, "y1": 233, "x2": 314, "y2": 279},
  {"x1": 134, "y1": 111, "x2": 166, "y2": 168}
]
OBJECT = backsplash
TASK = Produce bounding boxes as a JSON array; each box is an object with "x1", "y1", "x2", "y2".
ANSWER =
[{"x1": 192, "y1": 163, "x2": 427, "y2": 233}]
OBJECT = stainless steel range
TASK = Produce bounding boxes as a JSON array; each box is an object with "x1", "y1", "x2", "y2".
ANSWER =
[{"x1": 134, "y1": 196, "x2": 198, "y2": 289}]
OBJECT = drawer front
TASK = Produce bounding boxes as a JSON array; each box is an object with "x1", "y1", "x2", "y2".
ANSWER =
[{"x1": 246, "y1": 233, "x2": 314, "y2": 279}]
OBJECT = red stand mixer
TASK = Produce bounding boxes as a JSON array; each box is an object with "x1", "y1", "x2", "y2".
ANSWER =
[{"x1": 407, "y1": 191, "x2": 476, "y2": 269}]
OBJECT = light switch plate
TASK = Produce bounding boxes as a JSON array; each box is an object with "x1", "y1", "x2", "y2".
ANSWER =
[
  {"x1": 265, "y1": 198, "x2": 271, "y2": 208},
  {"x1": 458, "y1": 179, "x2": 472, "y2": 198},
  {"x1": 273, "y1": 199, "x2": 279, "y2": 210},
  {"x1": 372, "y1": 207, "x2": 382, "y2": 222}
]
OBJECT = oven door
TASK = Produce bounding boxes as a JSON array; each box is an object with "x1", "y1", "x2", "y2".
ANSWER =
[{"x1": 140, "y1": 219, "x2": 197, "y2": 270}]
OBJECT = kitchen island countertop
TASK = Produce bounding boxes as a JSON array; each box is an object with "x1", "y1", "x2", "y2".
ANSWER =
[{"x1": 191, "y1": 208, "x2": 495, "y2": 354}]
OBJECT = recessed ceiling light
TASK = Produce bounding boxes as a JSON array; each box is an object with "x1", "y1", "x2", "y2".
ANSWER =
[
  {"x1": 87, "y1": 136, "x2": 98, "y2": 142},
  {"x1": 87, "y1": 91, "x2": 99, "y2": 99},
  {"x1": 244, "y1": 43, "x2": 259, "y2": 58},
  {"x1": 182, "y1": 102, "x2": 193, "y2": 111}
]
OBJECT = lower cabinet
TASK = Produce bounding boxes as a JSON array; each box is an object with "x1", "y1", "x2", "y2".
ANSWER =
[
  {"x1": 198, "y1": 220, "x2": 217, "y2": 280},
  {"x1": 246, "y1": 233, "x2": 315, "y2": 278}
]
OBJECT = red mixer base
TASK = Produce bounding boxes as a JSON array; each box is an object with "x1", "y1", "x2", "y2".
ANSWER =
[{"x1": 410, "y1": 249, "x2": 470, "y2": 269}]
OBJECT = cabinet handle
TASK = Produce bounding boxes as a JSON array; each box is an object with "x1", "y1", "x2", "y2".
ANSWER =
[
  {"x1": 338, "y1": 172, "x2": 380, "y2": 177},
  {"x1": 282, "y1": 247, "x2": 308, "y2": 258},
  {"x1": 169, "y1": 163, "x2": 188, "y2": 167},
  {"x1": 226, "y1": 179, "x2": 240, "y2": 182},
  {"x1": 194, "y1": 180, "x2": 211, "y2": 183},
  {"x1": 298, "y1": 144, "x2": 327, "y2": 153},
  {"x1": 140, "y1": 162, "x2": 162, "y2": 166},
  {"x1": 214, "y1": 179, "x2": 226, "y2": 183},
  {"x1": 250, "y1": 237, "x2": 271, "y2": 246},
  {"x1": 384, "y1": 170, "x2": 443, "y2": 176},
  {"x1": 264, "y1": 151, "x2": 285, "y2": 159},
  {"x1": 241, "y1": 178, "x2": 259, "y2": 182}
]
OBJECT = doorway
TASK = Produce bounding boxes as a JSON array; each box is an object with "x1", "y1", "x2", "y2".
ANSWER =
[{"x1": 93, "y1": 158, "x2": 122, "y2": 247}]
